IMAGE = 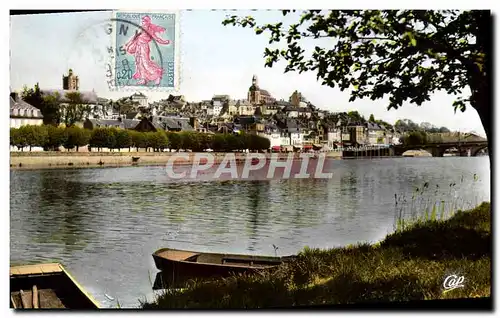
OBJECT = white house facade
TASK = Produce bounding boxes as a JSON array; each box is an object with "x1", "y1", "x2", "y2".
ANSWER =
[
  {"x1": 259, "y1": 131, "x2": 281, "y2": 148},
  {"x1": 212, "y1": 100, "x2": 223, "y2": 117},
  {"x1": 130, "y1": 92, "x2": 148, "y2": 107},
  {"x1": 290, "y1": 132, "x2": 303, "y2": 146},
  {"x1": 10, "y1": 94, "x2": 44, "y2": 128}
]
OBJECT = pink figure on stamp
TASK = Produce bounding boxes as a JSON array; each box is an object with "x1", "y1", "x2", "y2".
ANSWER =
[{"x1": 124, "y1": 15, "x2": 171, "y2": 85}]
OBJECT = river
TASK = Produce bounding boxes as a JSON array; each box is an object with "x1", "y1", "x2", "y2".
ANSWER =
[{"x1": 10, "y1": 157, "x2": 490, "y2": 308}]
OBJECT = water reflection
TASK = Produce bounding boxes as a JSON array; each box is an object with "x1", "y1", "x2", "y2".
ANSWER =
[{"x1": 10, "y1": 157, "x2": 490, "y2": 307}]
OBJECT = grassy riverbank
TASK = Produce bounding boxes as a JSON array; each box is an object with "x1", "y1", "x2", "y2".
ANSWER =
[{"x1": 143, "y1": 202, "x2": 491, "y2": 309}]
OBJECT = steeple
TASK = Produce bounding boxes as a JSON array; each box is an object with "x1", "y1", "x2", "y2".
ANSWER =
[{"x1": 252, "y1": 74, "x2": 258, "y2": 86}]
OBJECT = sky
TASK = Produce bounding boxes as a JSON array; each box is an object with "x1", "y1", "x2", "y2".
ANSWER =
[{"x1": 10, "y1": 10, "x2": 485, "y2": 135}]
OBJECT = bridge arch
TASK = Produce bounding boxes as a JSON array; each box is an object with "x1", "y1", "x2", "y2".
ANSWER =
[
  {"x1": 441, "y1": 146, "x2": 460, "y2": 157},
  {"x1": 472, "y1": 146, "x2": 489, "y2": 157},
  {"x1": 401, "y1": 149, "x2": 433, "y2": 157}
]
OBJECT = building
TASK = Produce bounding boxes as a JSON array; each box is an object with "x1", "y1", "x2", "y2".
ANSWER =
[
  {"x1": 40, "y1": 89, "x2": 99, "y2": 125},
  {"x1": 151, "y1": 116, "x2": 194, "y2": 132},
  {"x1": 235, "y1": 116, "x2": 261, "y2": 132},
  {"x1": 289, "y1": 90, "x2": 308, "y2": 108},
  {"x1": 341, "y1": 127, "x2": 351, "y2": 144},
  {"x1": 324, "y1": 127, "x2": 341, "y2": 149},
  {"x1": 298, "y1": 108, "x2": 312, "y2": 118},
  {"x1": 130, "y1": 92, "x2": 148, "y2": 108},
  {"x1": 277, "y1": 119, "x2": 302, "y2": 148},
  {"x1": 211, "y1": 95, "x2": 233, "y2": 118},
  {"x1": 365, "y1": 122, "x2": 386, "y2": 145},
  {"x1": 10, "y1": 93, "x2": 44, "y2": 128},
  {"x1": 63, "y1": 69, "x2": 79, "y2": 90},
  {"x1": 347, "y1": 124, "x2": 367, "y2": 145},
  {"x1": 275, "y1": 100, "x2": 292, "y2": 110},
  {"x1": 258, "y1": 123, "x2": 281, "y2": 149},
  {"x1": 83, "y1": 118, "x2": 141, "y2": 130},
  {"x1": 260, "y1": 104, "x2": 280, "y2": 116},
  {"x1": 155, "y1": 95, "x2": 186, "y2": 113},
  {"x1": 205, "y1": 103, "x2": 214, "y2": 116},
  {"x1": 212, "y1": 100, "x2": 224, "y2": 117},
  {"x1": 236, "y1": 100, "x2": 255, "y2": 116},
  {"x1": 226, "y1": 100, "x2": 238, "y2": 116},
  {"x1": 283, "y1": 106, "x2": 300, "y2": 118},
  {"x1": 247, "y1": 75, "x2": 276, "y2": 105},
  {"x1": 212, "y1": 94, "x2": 230, "y2": 101}
]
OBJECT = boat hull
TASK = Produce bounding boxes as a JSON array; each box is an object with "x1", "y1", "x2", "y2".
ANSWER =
[
  {"x1": 153, "y1": 253, "x2": 266, "y2": 278},
  {"x1": 152, "y1": 248, "x2": 290, "y2": 287},
  {"x1": 10, "y1": 263, "x2": 100, "y2": 309}
]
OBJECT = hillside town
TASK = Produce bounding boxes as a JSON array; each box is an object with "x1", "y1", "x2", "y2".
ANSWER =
[{"x1": 12, "y1": 69, "x2": 468, "y2": 152}]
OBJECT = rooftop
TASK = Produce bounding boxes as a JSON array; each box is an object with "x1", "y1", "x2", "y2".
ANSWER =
[
  {"x1": 10, "y1": 96, "x2": 41, "y2": 111},
  {"x1": 10, "y1": 95, "x2": 44, "y2": 118}
]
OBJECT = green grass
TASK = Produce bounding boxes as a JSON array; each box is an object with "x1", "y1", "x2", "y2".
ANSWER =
[{"x1": 142, "y1": 202, "x2": 491, "y2": 309}]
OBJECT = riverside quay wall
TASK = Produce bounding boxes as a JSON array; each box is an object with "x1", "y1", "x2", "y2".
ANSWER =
[{"x1": 10, "y1": 151, "x2": 344, "y2": 170}]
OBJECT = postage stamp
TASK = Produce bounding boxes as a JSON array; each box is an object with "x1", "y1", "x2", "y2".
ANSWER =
[{"x1": 109, "y1": 11, "x2": 180, "y2": 92}]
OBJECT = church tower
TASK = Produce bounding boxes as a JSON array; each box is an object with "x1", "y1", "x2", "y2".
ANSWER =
[
  {"x1": 248, "y1": 74, "x2": 261, "y2": 105},
  {"x1": 63, "y1": 68, "x2": 79, "y2": 90}
]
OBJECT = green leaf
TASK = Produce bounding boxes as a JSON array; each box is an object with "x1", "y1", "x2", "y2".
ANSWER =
[
  {"x1": 475, "y1": 62, "x2": 483, "y2": 72},
  {"x1": 406, "y1": 32, "x2": 417, "y2": 46}
]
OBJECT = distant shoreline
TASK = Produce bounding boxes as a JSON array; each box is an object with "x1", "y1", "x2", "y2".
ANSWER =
[{"x1": 9, "y1": 150, "x2": 446, "y2": 171}]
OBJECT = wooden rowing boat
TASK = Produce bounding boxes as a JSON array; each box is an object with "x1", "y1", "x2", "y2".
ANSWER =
[
  {"x1": 152, "y1": 248, "x2": 295, "y2": 283},
  {"x1": 10, "y1": 263, "x2": 100, "y2": 309}
]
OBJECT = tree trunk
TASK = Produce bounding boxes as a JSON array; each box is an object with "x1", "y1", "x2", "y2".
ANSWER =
[
  {"x1": 469, "y1": 83, "x2": 490, "y2": 163},
  {"x1": 470, "y1": 11, "x2": 491, "y2": 163},
  {"x1": 474, "y1": 101, "x2": 491, "y2": 157}
]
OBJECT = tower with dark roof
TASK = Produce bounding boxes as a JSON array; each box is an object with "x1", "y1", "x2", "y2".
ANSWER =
[
  {"x1": 248, "y1": 74, "x2": 261, "y2": 104},
  {"x1": 247, "y1": 75, "x2": 275, "y2": 105},
  {"x1": 63, "y1": 68, "x2": 79, "y2": 90}
]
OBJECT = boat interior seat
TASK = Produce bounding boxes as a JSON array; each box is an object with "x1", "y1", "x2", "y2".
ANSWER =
[
  {"x1": 184, "y1": 253, "x2": 283, "y2": 267},
  {"x1": 185, "y1": 254, "x2": 201, "y2": 262}
]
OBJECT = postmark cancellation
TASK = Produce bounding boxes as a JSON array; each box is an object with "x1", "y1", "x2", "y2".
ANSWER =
[{"x1": 108, "y1": 11, "x2": 180, "y2": 92}]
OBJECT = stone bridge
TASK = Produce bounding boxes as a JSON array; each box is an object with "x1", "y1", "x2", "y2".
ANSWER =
[{"x1": 393, "y1": 139, "x2": 488, "y2": 157}]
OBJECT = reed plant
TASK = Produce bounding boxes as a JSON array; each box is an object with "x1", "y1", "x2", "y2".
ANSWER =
[{"x1": 393, "y1": 173, "x2": 486, "y2": 232}]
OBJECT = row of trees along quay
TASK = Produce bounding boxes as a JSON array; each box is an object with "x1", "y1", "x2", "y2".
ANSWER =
[
  {"x1": 9, "y1": 125, "x2": 271, "y2": 153},
  {"x1": 222, "y1": 10, "x2": 491, "y2": 159}
]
